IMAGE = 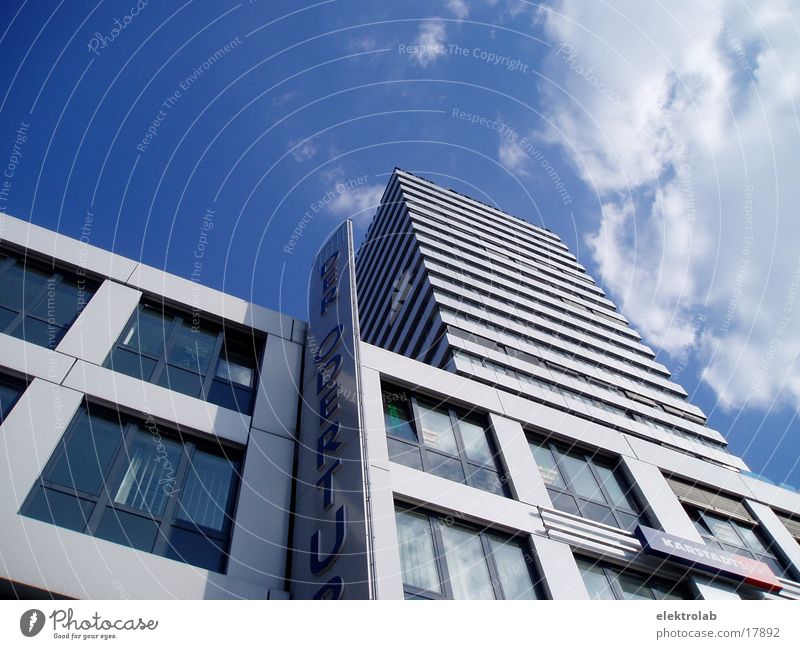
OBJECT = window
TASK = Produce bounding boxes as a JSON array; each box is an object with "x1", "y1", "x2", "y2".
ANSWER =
[
  {"x1": 688, "y1": 508, "x2": 792, "y2": 579},
  {"x1": 0, "y1": 250, "x2": 95, "y2": 348},
  {"x1": 382, "y1": 385, "x2": 508, "y2": 497},
  {"x1": 529, "y1": 437, "x2": 647, "y2": 532},
  {"x1": 21, "y1": 403, "x2": 240, "y2": 572},
  {"x1": 395, "y1": 506, "x2": 543, "y2": 599},
  {"x1": 105, "y1": 303, "x2": 261, "y2": 414},
  {"x1": 0, "y1": 372, "x2": 26, "y2": 422},
  {"x1": 666, "y1": 476, "x2": 795, "y2": 580},
  {"x1": 576, "y1": 557, "x2": 692, "y2": 600}
]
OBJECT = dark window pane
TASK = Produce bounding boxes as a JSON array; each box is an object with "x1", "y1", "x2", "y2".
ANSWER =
[
  {"x1": 113, "y1": 431, "x2": 182, "y2": 516},
  {"x1": 593, "y1": 463, "x2": 637, "y2": 511},
  {"x1": 417, "y1": 402, "x2": 458, "y2": 454},
  {"x1": 94, "y1": 508, "x2": 159, "y2": 552},
  {"x1": 30, "y1": 280, "x2": 88, "y2": 326},
  {"x1": 704, "y1": 513, "x2": 744, "y2": 547},
  {"x1": 577, "y1": 559, "x2": 616, "y2": 600},
  {"x1": 530, "y1": 442, "x2": 566, "y2": 488},
  {"x1": 560, "y1": 451, "x2": 606, "y2": 502},
  {"x1": 13, "y1": 317, "x2": 60, "y2": 348},
  {"x1": 0, "y1": 305, "x2": 17, "y2": 329},
  {"x1": 166, "y1": 526, "x2": 227, "y2": 572},
  {"x1": 382, "y1": 390, "x2": 417, "y2": 442},
  {"x1": 395, "y1": 509, "x2": 441, "y2": 594},
  {"x1": 466, "y1": 465, "x2": 505, "y2": 496},
  {"x1": 615, "y1": 511, "x2": 642, "y2": 532},
  {"x1": 387, "y1": 438, "x2": 424, "y2": 470},
  {"x1": 176, "y1": 451, "x2": 236, "y2": 531},
  {"x1": 46, "y1": 412, "x2": 123, "y2": 495},
  {"x1": 107, "y1": 347, "x2": 158, "y2": 381},
  {"x1": 0, "y1": 263, "x2": 48, "y2": 311},
  {"x1": 457, "y1": 419, "x2": 493, "y2": 465},
  {"x1": 157, "y1": 365, "x2": 204, "y2": 398},
  {"x1": 440, "y1": 524, "x2": 495, "y2": 599},
  {"x1": 23, "y1": 487, "x2": 94, "y2": 532},
  {"x1": 166, "y1": 322, "x2": 216, "y2": 373},
  {"x1": 215, "y1": 339, "x2": 257, "y2": 387},
  {"x1": 120, "y1": 307, "x2": 169, "y2": 357},
  {"x1": 617, "y1": 571, "x2": 656, "y2": 600},
  {"x1": 206, "y1": 379, "x2": 253, "y2": 413},
  {"x1": 580, "y1": 501, "x2": 617, "y2": 527},
  {"x1": 0, "y1": 375, "x2": 24, "y2": 421},
  {"x1": 733, "y1": 522, "x2": 769, "y2": 554},
  {"x1": 548, "y1": 489, "x2": 580, "y2": 516},
  {"x1": 487, "y1": 535, "x2": 537, "y2": 599},
  {"x1": 426, "y1": 451, "x2": 466, "y2": 483}
]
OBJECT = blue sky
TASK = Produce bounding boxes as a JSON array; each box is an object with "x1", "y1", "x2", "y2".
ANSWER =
[{"x1": 0, "y1": 0, "x2": 798, "y2": 488}]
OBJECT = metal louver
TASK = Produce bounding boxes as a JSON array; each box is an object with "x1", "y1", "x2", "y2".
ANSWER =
[
  {"x1": 776, "y1": 512, "x2": 800, "y2": 543},
  {"x1": 666, "y1": 476, "x2": 755, "y2": 523}
]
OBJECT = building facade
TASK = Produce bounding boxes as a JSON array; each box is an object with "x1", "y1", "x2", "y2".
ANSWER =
[{"x1": 1, "y1": 168, "x2": 800, "y2": 600}]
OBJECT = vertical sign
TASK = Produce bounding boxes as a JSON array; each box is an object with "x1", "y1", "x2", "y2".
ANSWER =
[{"x1": 291, "y1": 220, "x2": 373, "y2": 599}]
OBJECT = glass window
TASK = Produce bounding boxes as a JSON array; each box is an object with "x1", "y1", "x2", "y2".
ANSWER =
[
  {"x1": 458, "y1": 418, "x2": 494, "y2": 465},
  {"x1": 576, "y1": 557, "x2": 691, "y2": 600},
  {"x1": 382, "y1": 389, "x2": 417, "y2": 442},
  {"x1": 0, "y1": 373, "x2": 26, "y2": 422},
  {"x1": 0, "y1": 252, "x2": 95, "y2": 348},
  {"x1": 417, "y1": 402, "x2": 458, "y2": 454},
  {"x1": 381, "y1": 385, "x2": 509, "y2": 497},
  {"x1": 396, "y1": 509, "x2": 441, "y2": 594},
  {"x1": 487, "y1": 534, "x2": 537, "y2": 599},
  {"x1": 441, "y1": 524, "x2": 495, "y2": 600},
  {"x1": 21, "y1": 403, "x2": 240, "y2": 573},
  {"x1": 530, "y1": 438, "x2": 647, "y2": 532},
  {"x1": 395, "y1": 506, "x2": 543, "y2": 600},
  {"x1": 105, "y1": 303, "x2": 262, "y2": 415},
  {"x1": 113, "y1": 431, "x2": 182, "y2": 516},
  {"x1": 688, "y1": 508, "x2": 793, "y2": 579}
]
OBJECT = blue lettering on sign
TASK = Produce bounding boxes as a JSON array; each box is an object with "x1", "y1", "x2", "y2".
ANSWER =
[{"x1": 310, "y1": 250, "x2": 347, "y2": 599}]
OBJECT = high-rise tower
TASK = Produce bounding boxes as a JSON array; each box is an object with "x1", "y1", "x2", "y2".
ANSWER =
[{"x1": 356, "y1": 169, "x2": 736, "y2": 472}]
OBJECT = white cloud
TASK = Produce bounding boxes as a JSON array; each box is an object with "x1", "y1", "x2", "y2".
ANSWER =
[
  {"x1": 539, "y1": 0, "x2": 800, "y2": 411},
  {"x1": 410, "y1": 21, "x2": 447, "y2": 68},
  {"x1": 498, "y1": 135, "x2": 529, "y2": 175},
  {"x1": 326, "y1": 181, "x2": 385, "y2": 224},
  {"x1": 447, "y1": 0, "x2": 470, "y2": 19},
  {"x1": 290, "y1": 139, "x2": 317, "y2": 162}
]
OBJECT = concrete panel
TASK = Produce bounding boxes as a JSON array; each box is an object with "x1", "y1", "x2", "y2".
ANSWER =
[
  {"x1": 691, "y1": 575, "x2": 741, "y2": 600},
  {"x1": 126, "y1": 264, "x2": 295, "y2": 338},
  {"x1": 360, "y1": 342, "x2": 506, "y2": 414},
  {"x1": 625, "y1": 435, "x2": 755, "y2": 499},
  {"x1": 226, "y1": 428, "x2": 294, "y2": 591},
  {"x1": 0, "y1": 379, "x2": 83, "y2": 513},
  {"x1": 0, "y1": 334, "x2": 75, "y2": 384},
  {"x1": 62, "y1": 360, "x2": 250, "y2": 445},
  {"x1": 531, "y1": 535, "x2": 590, "y2": 599},
  {"x1": 369, "y1": 466, "x2": 404, "y2": 599},
  {"x1": 251, "y1": 335, "x2": 303, "y2": 437},
  {"x1": 3, "y1": 512, "x2": 267, "y2": 599},
  {"x1": 390, "y1": 462, "x2": 545, "y2": 536},
  {"x1": 489, "y1": 413, "x2": 552, "y2": 508},
  {"x1": 741, "y1": 476, "x2": 800, "y2": 517},
  {"x1": 621, "y1": 456, "x2": 703, "y2": 541},
  {"x1": 0, "y1": 212, "x2": 138, "y2": 283},
  {"x1": 56, "y1": 280, "x2": 141, "y2": 365},
  {"x1": 747, "y1": 500, "x2": 800, "y2": 578}
]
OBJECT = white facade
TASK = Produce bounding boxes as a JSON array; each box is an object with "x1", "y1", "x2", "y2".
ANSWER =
[
  {"x1": 0, "y1": 212, "x2": 303, "y2": 599},
  {"x1": 2, "y1": 168, "x2": 800, "y2": 601}
]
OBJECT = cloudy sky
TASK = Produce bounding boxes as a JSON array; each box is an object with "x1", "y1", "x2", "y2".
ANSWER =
[{"x1": 0, "y1": 0, "x2": 798, "y2": 486}]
